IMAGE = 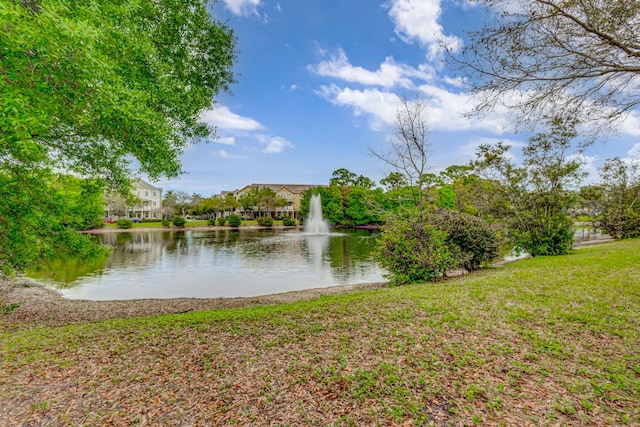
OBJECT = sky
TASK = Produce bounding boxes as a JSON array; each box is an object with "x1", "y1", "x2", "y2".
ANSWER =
[{"x1": 154, "y1": 0, "x2": 640, "y2": 196}]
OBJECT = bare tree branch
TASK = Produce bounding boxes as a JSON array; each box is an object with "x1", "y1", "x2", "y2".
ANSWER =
[{"x1": 451, "y1": 0, "x2": 640, "y2": 131}]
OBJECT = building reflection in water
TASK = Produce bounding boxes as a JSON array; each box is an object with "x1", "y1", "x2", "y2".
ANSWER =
[{"x1": 33, "y1": 229, "x2": 385, "y2": 300}]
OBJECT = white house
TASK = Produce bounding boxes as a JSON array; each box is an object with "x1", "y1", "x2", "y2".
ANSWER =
[{"x1": 104, "y1": 179, "x2": 163, "y2": 220}]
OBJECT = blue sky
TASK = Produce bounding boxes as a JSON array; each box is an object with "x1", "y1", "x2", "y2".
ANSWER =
[{"x1": 155, "y1": 0, "x2": 640, "y2": 196}]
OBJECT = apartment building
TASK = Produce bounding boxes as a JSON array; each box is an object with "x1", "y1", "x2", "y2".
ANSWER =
[
  {"x1": 219, "y1": 183, "x2": 321, "y2": 219},
  {"x1": 104, "y1": 179, "x2": 163, "y2": 220}
]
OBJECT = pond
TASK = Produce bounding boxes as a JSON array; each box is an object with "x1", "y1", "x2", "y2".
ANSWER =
[{"x1": 29, "y1": 229, "x2": 386, "y2": 300}]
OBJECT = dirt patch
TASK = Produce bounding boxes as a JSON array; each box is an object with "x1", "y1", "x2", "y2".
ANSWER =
[{"x1": 0, "y1": 277, "x2": 387, "y2": 328}]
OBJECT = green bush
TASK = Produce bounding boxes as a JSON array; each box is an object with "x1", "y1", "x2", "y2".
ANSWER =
[
  {"x1": 115, "y1": 219, "x2": 133, "y2": 229},
  {"x1": 161, "y1": 219, "x2": 170, "y2": 227},
  {"x1": 172, "y1": 216, "x2": 186, "y2": 227},
  {"x1": 228, "y1": 214, "x2": 241, "y2": 227},
  {"x1": 282, "y1": 217, "x2": 296, "y2": 226},
  {"x1": 207, "y1": 218, "x2": 216, "y2": 226},
  {"x1": 258, "y1": 216, "x2": 274, "y2": 227},
  {"x1": 375, "y1": 218, "x2": 457, "y2": 286},
  {"x1": 430, "y1": 210, "x2": 500, "y2": 271},
  {"x1": 513, "y1": 214, "x2": 574, "y2": 256},
  {"x1": 216, "y1": 217, "x2": 227, "y2": 226}
]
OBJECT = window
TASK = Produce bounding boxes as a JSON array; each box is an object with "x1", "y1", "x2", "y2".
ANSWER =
[
  {"x1": 152, "y1": 191, "x2": 156, "y2": 197},
  {"x1": 152, "y1": 202, "x2": 157, "y2": 206},
  {"x1": 145, "y1": 191, "x2": 149, "y2": 196}
]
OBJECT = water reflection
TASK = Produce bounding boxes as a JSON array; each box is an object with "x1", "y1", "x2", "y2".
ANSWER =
[{"x1": 31, "y1": 229, "x2": 385, "y2": 300}]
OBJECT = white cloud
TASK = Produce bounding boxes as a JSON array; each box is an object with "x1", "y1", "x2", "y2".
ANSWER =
[
  {"x1": 616, "y1": 112, "x2": 640, "y2": 137},
  {"x1": 222, "y1": 0, "x2": 261, "y2": 16},
  {"x1": 215, "y1": 136, "x2": 236, "y2": 145},
  {"x1": 443, "y1": 76, "x2": 465, "y2": 88},
  {"x1": 316, "y1": 84, "x2": 400, "y2": 131},
  {"x1": 309, "y1": 47, "x2": 434, "y2": 88},
  {"x1": 256, "y1": 135, "x2": 294, "y2": 154},
  {"x1": 628, "y1": 143, "x2": 640, "y2": 159},
  {"x1": 385, "y1": 0, "x2": 462, "y2": 58},
  {"x1": 214, "y1": 149, "x2": 245, "y2": 159},
  {"x1": 316, "y1": 82, "x2": 516, "y2": 134},
  {"x1": 569, "y1": 153, "x2": 599, "y2": 183},
  {"x1": 417, "y1": 84, "x2": 514, "y2": 133},
  {"x1": 200, "y1": 106, "x2": 265, "y2": 131}
]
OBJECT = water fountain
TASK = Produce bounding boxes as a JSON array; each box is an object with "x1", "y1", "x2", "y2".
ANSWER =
[{"x1": 304, "y1": 194, "x2": 330, "y2": 234}]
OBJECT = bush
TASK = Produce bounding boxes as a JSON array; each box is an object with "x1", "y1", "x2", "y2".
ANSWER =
[
  {"x1": 282, "y1": 217, "x2": 296, "y2": 226},
  {"x1": 258, "y1": 216, "x2": 274, "y2": 227},
  {"x1": 115, "y1": 219, "x2": 133, "y2": 229},
  {"x1": 430, "y1": 210, "x2": 500, "y2": 271},
  {"x1": 228, "y1": 214, "x2": 241, "y2": 227},
  {"x1": 172, "y1": 216, "x2": 186, "y2": 227},
  {"x1": 207, "y1": 218, "x2": 216, "y2": 226},
  {"x1": 375, "y1": 218, "x2": 457, "y2": 286},
  {"x1": 513, "y1": 214, "x2": 574, "y2": 256},
  {"x1": 216, "y1": 218, "x2": 227, "y2": 226},
  {"x1": 161, "y1": 219, "x2": 170, "y2": 227}
]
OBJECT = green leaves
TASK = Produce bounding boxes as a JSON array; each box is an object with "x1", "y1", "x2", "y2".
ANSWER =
[
  {"x1": 472, "y1": 116, "x2": 582, "y2": 256},
  {"x1": 0, "y1": 0, "x2": 236, "y2": 273}
]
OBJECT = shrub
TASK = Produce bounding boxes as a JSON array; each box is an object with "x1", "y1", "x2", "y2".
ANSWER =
[
  {"x1": 216, "y1": 218, "x2": 227, "y2": 226},
  {"x1": 115, "y1": 219, "x2": 133, "y2": 229},
  {"x1": 375, "y1": 217, "x2": 457, "y2": 286},
  {"x1": 282, "y1": 217, "x2": 296, "y2": 226},
  {"x1": 430, "y1": 210, "x2": 500, "y2": 271},
  {"x1": 258, "y1": 216, "x2": 274, "y2": 227},
  {"x1": 172, "y1": 216, "x2": 186, "y2": 227},
  {"x1": 161, "y1": 219, "x2": 170, "y2": 227},
  {"x1": 207, "y1": 218, "x2": 216, "y2": 226},
  {"x1": 512, "y1": 214, "x2": 574, "y2": 256},
  {"x1": 228, "y1": 214, "x2": 241, "y2": 227}
]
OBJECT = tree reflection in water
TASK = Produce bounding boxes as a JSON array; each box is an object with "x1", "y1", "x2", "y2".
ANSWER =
[{"x1": 29, "y1": 229, "x2": 385, "y2": 300}]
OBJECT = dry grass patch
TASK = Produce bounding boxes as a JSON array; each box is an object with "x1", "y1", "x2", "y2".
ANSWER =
[{"x1": 1, "y1": 240, "x2": 639, "y2": 425}]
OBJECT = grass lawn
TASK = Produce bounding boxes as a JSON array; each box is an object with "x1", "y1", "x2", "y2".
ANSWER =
[{"x1": 1, "y1": 240, "x2": 639, "y2": 425}]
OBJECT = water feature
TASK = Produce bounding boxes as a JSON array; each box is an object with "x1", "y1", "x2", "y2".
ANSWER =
[
  {"x1": 29, "y1": 228, "x2": 384, "y2": 300},
  {"x1": 304, "y1": 194, "x2": 330, "y2": 234}
]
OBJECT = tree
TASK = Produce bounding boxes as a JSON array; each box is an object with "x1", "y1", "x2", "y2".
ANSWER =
[
  {"x1": 222, "y1": 193, "x2": 239, "y2": 217},
  {"x1": 55, "y1": 176, "x2": 105, "y2": 230},
  {"x1": 379, "y1": 172, "x2": 407, "y2": 191},
  {"x1": 200, "y1": 196, "x2": 219, "y2": 220},
  {"x1": 594, "y1": 157, "x2": 640, "y2": 239},
  {"x1": 174, "y1": 191, "x2": 191, "y2": 217},
  {"x1": 329, "y1": 168, "x2": 359, "y2": 187},
  {"x1": 254, "y1": 188, "x2": 287, "y2": 218},
  {"x1": 454, "y1": 0, "x2": 640, "y2": 130},
  {"x1": 162, "y1": 191, "x2": 178, "y2": 219},
  {"x1": 371, "y1": 95, "x2": 432, "y2": 221},
  {"x1": 1, "y1": 0, "x2": 236, "y2": 273},
  {"x1": 472, "y1": 116, "x2": 583, "y2": 255},
  {"x1": 238, "y1": 188, "x2": 260, "y2": 219}
]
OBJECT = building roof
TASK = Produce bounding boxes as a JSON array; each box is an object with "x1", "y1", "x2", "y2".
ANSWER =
[
  {"x1": 136, "y1": 179, "x2": 162, "y2": 191},
  {"x1": 245, "y1": 184, "x2": 321, "y2": 194}
]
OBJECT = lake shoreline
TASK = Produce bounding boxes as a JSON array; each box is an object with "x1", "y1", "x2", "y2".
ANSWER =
[
  {"x1": 2, "y1": 234, "x2": 613, "y2": 329},
  {"x1": 1, "y1": 276, "x2": 388, "y2": 329}
]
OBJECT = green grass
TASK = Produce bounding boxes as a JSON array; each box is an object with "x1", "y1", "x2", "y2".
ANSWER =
[{"x1": 2, "y1": 239, "x2": 639, "y2": 425}]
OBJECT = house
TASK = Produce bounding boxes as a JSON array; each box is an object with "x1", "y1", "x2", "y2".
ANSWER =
[
  {"x1": 219, "y1": 184, "x2": 322, "y2": 220},
  {"x1": 104, "y1": 179, "x2": 163, "y2": 220}
]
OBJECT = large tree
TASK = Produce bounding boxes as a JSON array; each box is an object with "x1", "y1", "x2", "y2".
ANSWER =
[
  {"x1": 455, "y1": 0, "x2": 640, "y2": 129},
  {"x1": 371, "y1": 96, "x2": 432, "y2": 221},
  {"x1": 472, "y1": 116, "x2": 584, "y2": 255},
  {"x1": 1, "y1": 0, "x2": 236, "y2": 272},
  {"x1": 594, "y1": 157, "x2": 640, "y2": 239}
]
